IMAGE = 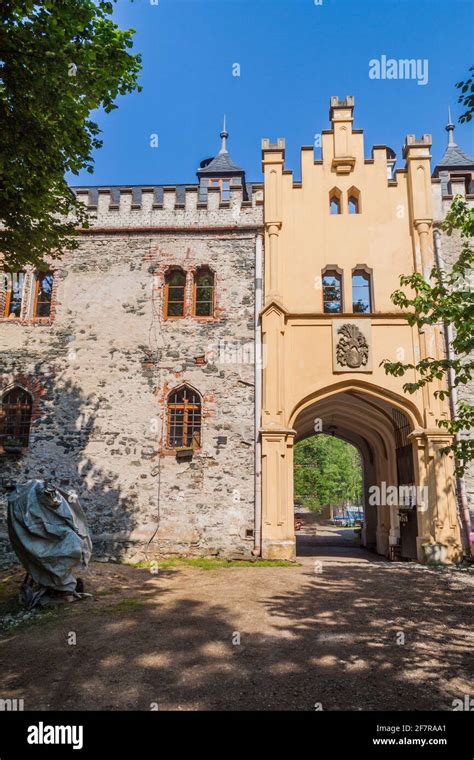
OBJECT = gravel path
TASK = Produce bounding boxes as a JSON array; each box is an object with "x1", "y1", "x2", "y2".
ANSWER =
[{"x1": 0, "y1": 548, "x2": 472, "y2": 711}]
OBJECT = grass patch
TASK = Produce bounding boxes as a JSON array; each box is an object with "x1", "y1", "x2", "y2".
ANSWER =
[
  {"x1": 0, "y1": 576, "x2": 83, "y2": 638},
  {"x1": 0, "y1": 599, "x2": 64, "y2": 638},
  {"x1": 0, "y1": 579, "x2": 16, "y2": 602},
  {"x1": 127, "y1": 557, "x2": 298, "y2": 570},
  {"x1": 105, "y1": 598, "x2": 146, "y2": 614}
]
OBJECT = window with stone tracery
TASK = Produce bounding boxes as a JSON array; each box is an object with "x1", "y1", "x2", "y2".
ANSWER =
[
  {"x1": 167, "y1": 386, "x2": 202, "y2": 449},
  {"x1": 1, "y1": 387, "x2": 33, "y2": 447}
]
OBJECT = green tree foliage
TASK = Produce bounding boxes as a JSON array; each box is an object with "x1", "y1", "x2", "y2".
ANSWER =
[
  {"x1": 382, "y1": 197, "x2": 473, "y2": 474},
  {"x1": 294, "y1": 434, "x2": 362, "y2": 511},
  {"x1": 0, "y1": 1, "x2": 142, "y2": 270},
  {"x1": 456, "y1": 66, "x2": 474, "y2": 123}
]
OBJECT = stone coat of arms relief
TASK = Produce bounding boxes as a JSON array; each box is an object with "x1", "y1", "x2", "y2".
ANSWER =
[{"x1": 332, "y1": 320, "x2": 372, "y2": 372}]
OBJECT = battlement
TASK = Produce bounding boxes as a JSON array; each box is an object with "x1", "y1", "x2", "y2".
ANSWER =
[
  {"x1": 405, "y1": 134, "x2": 432, "y2": 147},
  {"x1": 403, "y1": 134, "x2": 432, "y2": 160},
  {"x1": 72, "y1": 182, "x2": 263, "y2": 229},
  {"x1": 330, "y1": 95, "x2": 355, "y2": 108},
  {"x1": 261, "y1": 138, "x2": 285, "y2": 151}
]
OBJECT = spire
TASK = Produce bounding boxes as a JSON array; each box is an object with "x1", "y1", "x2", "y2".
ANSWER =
[
  {"x1": 446, "y1": 106, "x2": 457, "y2": 147},
  {"x1": 432, "y1": 107, "x2": 474, "y2": 185},
  {"x1": 196, "y1": 115, "x2": 245, "y2": 182},
  {"x1": 219, "y1": 115, "x2": 229, "y2": 155}
]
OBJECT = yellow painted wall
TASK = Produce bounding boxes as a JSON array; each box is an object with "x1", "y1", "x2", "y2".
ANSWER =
[{"x1": 260, "y1": 97, "x2": 462, "y2": 564}]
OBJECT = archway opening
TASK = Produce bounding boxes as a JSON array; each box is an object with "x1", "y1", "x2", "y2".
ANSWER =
[
  {"x1": 291, "y1": 387, "x2": 420, "y2": 561},
  {"x1": 294, "y1": 434, "x2": 363, "y2": 554}
]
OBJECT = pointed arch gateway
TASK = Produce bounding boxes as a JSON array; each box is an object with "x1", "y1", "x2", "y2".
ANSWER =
[
  {"x1": 289, "y1": 382, "x2": 422, "y2": 560},
  {"x1": 260, "y1": 374, "x2": 461, "y2": 565}
]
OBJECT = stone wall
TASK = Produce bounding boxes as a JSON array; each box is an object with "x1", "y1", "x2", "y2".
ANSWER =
[
  {"x1": 0, "y1": 188, "x2": 263, "y2": 562},
  {"x1": 432, "y1": 182, "x2": 474, "y2": 513}
]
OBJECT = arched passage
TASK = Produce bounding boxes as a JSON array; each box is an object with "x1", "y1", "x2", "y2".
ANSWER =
[
  {"x1": 294, "y1": 433, "x2": 364, "y2": 554},
  {"x1": 291, "y1": 387, "x2": 418, "y2": 559},
  {"x1": 260, "y1": 382, "x2": 447, "y2": 562}
]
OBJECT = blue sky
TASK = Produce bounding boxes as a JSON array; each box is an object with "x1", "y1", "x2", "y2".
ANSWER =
[{"x1": 70, "y1": 0, "x2": 474, "y2": 186}]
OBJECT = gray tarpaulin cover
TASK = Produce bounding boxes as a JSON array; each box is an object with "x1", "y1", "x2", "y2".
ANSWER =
[{"x1": 7, "y1": 479, "x2": 92, "y2": 593}]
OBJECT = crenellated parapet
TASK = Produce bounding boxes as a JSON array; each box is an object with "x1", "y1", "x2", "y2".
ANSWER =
[{"x1": 72, "y1": 182, "x2": 263, "y2": 229}]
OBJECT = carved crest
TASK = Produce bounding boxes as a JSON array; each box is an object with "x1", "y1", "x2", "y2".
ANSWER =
[{"x1": 336, "y1": 323, "x2": 369, "y2": 369}]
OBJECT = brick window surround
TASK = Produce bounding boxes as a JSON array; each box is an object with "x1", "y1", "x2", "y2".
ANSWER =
[
  {"x1": 0, "y1": 386, "x2": 33, "y2": 447},
  {"x1": 167, "y1": 385, "x2": 202, "y2": 450},
  {"x1": 1, "y1": 269, "x2": 57, "y2": 325}
]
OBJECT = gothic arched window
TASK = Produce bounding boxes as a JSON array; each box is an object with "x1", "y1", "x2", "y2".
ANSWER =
[
  {"x1": 164, "y1": 268, "x2": 186, "y2": 319},
  {"x1": 167, "y1": 386, "x2": 202, "y2": 449},
  {"x1": 329, "y1": 188, "x2": 342, "y2": 215},
  {"x1": 352, "y1": 269, "x2": 372, "y2": 313},
  {"x1": 193, "y1": 267, "x2": 215, "y2": 317},
  {"x1": 1, "y1": 387, "x2": 33, "y2": 447},
  {"x1": 348, "y1": 196, "x2": 359, "y2": 214},
  {"x1": 348, "y1": 187, "x2": 361, "y2": 214}
]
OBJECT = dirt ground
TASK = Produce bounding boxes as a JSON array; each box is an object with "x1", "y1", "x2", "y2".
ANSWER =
[
  {"x1": 0, "y1": 548, "x2": 473, "y2": 711},
  {"x1": 295, "y1": 511, "x2": 361, "y2": 549}
]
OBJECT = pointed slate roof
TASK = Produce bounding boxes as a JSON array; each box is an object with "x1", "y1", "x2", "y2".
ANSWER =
[
  {"x1": 434, "y1": 143, "x2": 474, "y2": 170},
  {"x1": 198, "y1": 151, "x2": 244, "y2": 175},
  {"x1": 197, "y1": 116, "x2": 245, "y2": 177},
  {"x1": 432, "y1": 108, "x2": 474, "y2": 177}
]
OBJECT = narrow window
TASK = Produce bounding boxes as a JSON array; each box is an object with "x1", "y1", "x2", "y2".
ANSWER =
[
  {"x1": 348, "y1": 196, "x2": 359, "y2": 214},
  {"x1": 209, "y1": 178, "x2": 230, "y2": 201},
  {"x1": 167, "y1": 386, "x2": 202, "y2": 449},
  {"x1": 352, "y1": 270, "x2": 372, "y2": 313},
  {"x1": 1, "y1": 387, "x2": 33, "y2": 447},
  {"x1": 164, "y1": 268, "x2": 186, "y2": 319},
  {"x1": 33, "y1": 272, "x2": 53, "y2": 318},
  {"x1": 322, "y1": 271, "x2": 343, "y2": 313},
  {"x1": 194, "y1": 267, "x2": 215, "y2": 317},
  {"x1": 347, "y1": 187, "x2": 361, "y2": 214},
  {"x1": 3, "y1": 272, "x2": 25, "y2": 319},
  {"x1": 221, "y1": 180, "x2": 230, "y2": 201},
  {"x1": 329, "y1": 188, "x2": 342, "y2": 215}
]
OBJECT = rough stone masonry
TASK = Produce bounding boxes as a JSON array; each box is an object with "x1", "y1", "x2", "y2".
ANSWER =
[{"x1": 0, "y1": 174, "x2": 264, "y2": 562}]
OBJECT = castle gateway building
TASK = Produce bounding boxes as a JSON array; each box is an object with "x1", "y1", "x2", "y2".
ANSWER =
[
  {"x1": 259, "y1": 97, "x2": 465, "y2": 564},
  {"x1": 0, "y1": 99, "x2": 470, "y2": 564}
]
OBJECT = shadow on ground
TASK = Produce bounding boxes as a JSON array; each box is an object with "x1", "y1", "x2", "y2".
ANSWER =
[{"x1": 0, "y1": 551, "x2": 472, "y2": 711}]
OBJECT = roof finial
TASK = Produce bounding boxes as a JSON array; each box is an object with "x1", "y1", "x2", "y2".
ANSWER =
[
  {"x1": 219, "y1": 115, "x2": 229, "y2": 154},
  {"x1": 446, "y1": 106, "x2": 457, "y2": 147}
]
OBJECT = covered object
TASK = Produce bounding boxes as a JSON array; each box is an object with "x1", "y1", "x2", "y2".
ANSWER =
[{"x1": 7, "y1": 479, "x2": 92, "y2": 596}]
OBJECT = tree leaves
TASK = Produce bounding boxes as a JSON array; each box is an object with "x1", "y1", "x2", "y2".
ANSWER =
[
  {"x1": 294, "y1": 436, "x2": 362, "y2": 510},
  {"x1": 382, "y1": 197, "x2": 473, "y2": 475},
  {"x1": 456, "y1": 65, "x2": 474, "y2": 124},
  {"x1": 0, "y1": 0, "x2": 142, "y2": 269}
]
